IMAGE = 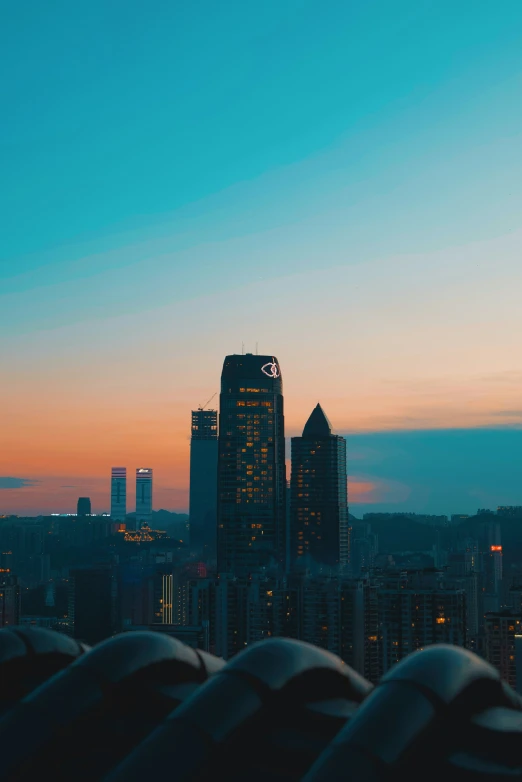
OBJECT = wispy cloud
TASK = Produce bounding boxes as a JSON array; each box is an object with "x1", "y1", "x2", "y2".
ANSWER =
[
  {"x1": 480, "y1": 371, "x2": 522, "y2": 386},
  {"x1": 0, "y1": 477, "x2": 39, "y2": 489}
]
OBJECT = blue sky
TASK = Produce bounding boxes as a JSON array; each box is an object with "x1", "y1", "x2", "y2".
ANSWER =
[
  {"x1": 2, "y1": 0, "x2": 522, "y2": 514},
  {"x1": 348, "y1": 428, "x2": 522, "y2": 516},
  {"x1": 3, "y1": 1, "x2": 522, "y2": 274}
]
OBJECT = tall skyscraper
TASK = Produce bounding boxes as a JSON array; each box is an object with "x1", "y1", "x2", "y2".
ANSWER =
[
  {"x1": 111, "y1": 467, "x2": 127, "y2": 520},
  {"x1": 189, "y1": 409, "x2": 218, "y2": 561},
  {"x1": 217, "y1": 353, "x2": 286, "y2": 575},
  {"x1": 77, "y1": 497, "x2": 91, "y2": 517},
  {"x1": 290, "y1": 404, "x2": 349, "y2": 569},
  {"x1": 136, "y1": 468, "x2": 153, "y2": 524}
]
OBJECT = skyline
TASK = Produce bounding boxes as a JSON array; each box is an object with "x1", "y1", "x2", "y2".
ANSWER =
[
  {"x1": 3, "y1": 1, "x2": 522, "y2": 516},
  {"x1": 2, "y1": 381, "x2": 522, "y2": 516}
]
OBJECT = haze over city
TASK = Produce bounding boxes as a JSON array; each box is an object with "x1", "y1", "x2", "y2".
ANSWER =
[{"x1": 3, "y1": 0, "x2": 522, "y2": 516}]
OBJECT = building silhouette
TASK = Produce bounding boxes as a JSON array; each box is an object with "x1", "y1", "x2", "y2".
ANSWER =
[
  {"x1": 0, "y1": 574, "x2": 21, "y2": 627},
  {"x1": 484, "y1": 611, "x2": 521, "y2": 689},
  {"x1": 376, "y1": 570, "x2": 467, "y2": 675},
  {"x1": 290, "y1": 404, "x2": 349, "y2": 569},
  {"x1": 273, "y1": 573, "x2": 380, "y2": 682},
  {"x1": 350, "y1": 522, "x2": 378, "y2": 577},
  {"x1": 213, "y1": 573, "x2": 275, "y2": 659},
  {"x1": 67, "y1": 567, "x2": 117, "y2": 645},
  {"x1": 110, "y1": 467, "x2": 127, "y2": 521},
  {"x1": 136, "y1": 468, "x2": 153, "y2": 525},
  {"x1": 217, "y1": 353, "x2": 286, "y2": 575},
  {"x1": 76, "y1": 497, "x2": 91, "y2": 517},
  {"x1": 189, "y1": 409, "x2": 218, "y2": 561}
]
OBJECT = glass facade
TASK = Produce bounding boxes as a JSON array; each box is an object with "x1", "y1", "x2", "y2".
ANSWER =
[
  {"x1": 111, "y1": 467, "x2": 127, "y2": 521},
  {"x1": 217, "y1": 354, "x2": 286, "y2": 575},
  {"x1": 189, "y1": 410, "x2": 218, "y2": 559},
  {"x1": 290, "y1": 404, "x2": 349, "y2": 569},
  {"x1": 136, "y1": 468, "x2": 153, "y2": 523}
]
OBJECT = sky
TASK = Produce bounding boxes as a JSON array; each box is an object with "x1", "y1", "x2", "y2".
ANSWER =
[{"x1": 2, "y1": 0, "x2": 522, "y2": 516}]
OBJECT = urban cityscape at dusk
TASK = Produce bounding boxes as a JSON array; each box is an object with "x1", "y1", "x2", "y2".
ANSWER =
[{"x1": 2, "y1": 1, "x2": 522, "y2": 777}]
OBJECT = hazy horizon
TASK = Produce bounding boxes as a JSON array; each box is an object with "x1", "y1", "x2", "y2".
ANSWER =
[{"x1": 2, "y1": 424, "x2": 520, "y2": 518}]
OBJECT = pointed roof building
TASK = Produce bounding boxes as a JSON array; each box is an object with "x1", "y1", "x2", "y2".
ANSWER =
[
  {"x1": 290, "y1": 403, "x2": 349, "y2": 570},
  {"x1": 302, "y1": 403, "x2": 333, "y2": 437}
]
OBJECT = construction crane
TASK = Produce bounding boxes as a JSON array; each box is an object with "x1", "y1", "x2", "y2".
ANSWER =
[{"x1": 198, "y1": 392, "x2": 217, "y2": 411}]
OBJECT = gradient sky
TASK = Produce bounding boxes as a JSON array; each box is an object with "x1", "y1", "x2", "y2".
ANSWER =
[{"x1": 2, "y1": 0, "x2": 522, "y2": 516}]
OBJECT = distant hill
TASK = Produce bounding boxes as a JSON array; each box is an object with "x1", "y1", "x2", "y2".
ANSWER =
[
  {"x1": 450, "y1": 512, "x2": 522, "y2": 566},
  {"x1": 155, "y1": 509, "x2": 189, "y2": 523},
  {"x1": 359, "y1": 514, "x2": 439, "y2": 553},
  {"x1": 126, "y1": 510, "x2": 189, "y2": 522}
]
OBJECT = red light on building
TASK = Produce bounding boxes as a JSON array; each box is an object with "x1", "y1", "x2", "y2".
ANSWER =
[{"x1": 490, "y1": 545, "x2": 502, "y2": 552}]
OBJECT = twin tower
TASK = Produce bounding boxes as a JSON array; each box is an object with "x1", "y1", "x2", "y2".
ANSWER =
[{"x1": 190, "y1": 353, "x2": 349, "y2": 574}]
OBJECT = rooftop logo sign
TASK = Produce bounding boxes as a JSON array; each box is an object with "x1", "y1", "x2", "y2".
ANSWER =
[{"x1": 261, "y1": 359, "x2": 280, "y2": 379}]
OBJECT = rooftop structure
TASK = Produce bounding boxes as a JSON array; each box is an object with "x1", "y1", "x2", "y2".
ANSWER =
[{"x1": 0, "y1": 626, "x2": 520, "y2": 780}]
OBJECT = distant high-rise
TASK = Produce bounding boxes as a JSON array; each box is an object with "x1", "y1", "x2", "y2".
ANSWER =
[
  {"x1": 0, "y1": 575, "x2": 21, "y2": 627},
  {"x1": 290, "y1": 404, "x2": 348, "y2": 569},
  {"x1": 273, "y1": 574, "x2": 380, "y2": 682},
  {"x1": 377, "y1": 571, "x2": 467, "y2": 676},
  {"x1": 136, "y1": 468, "x2": 153, "y2": 524},
  {"x1": 217, "y1": 353, "x2": 286, "y2": 575},
  {"x1": 189, "y1": 409, "x2": 218, "y2": 561},
  {"x1": 484, "y1": 611, "x2": 521, "y2": 688},
  {"x1": 111, "y1": 467, "x2": 127, "y2": 520},
  {"x1": 77, "y1": 497, "x2": 91, "y2": 517},
  {"x1": 67, "y1": 567, "x2": 117, "y2": 645}
]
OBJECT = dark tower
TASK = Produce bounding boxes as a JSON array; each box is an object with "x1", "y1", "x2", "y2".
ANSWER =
[
  {"x1": 189, "y1": 409, "x2": 218, "y2": 561},
  {"x1": 68, "y1": 567, "x2": 117, "y2": 644},
  {"x1": 135, "y1": 468, "x2": 153, "y2": 524},
  {"x1": 77, "y1": 497, "x2": 91, "y2": 517},
  {"x1": 0, "y1": 575, "x2": 21, "y2": 627},
  {"x1": 290, "y1": 404, "x2": 348, "y2": 569},
  {"x1": 111, "y1": 467, "x2": 127, "y2": 521},
  {"x1": 217, "y1": 353, "x2": 286, "y2": 575}
]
